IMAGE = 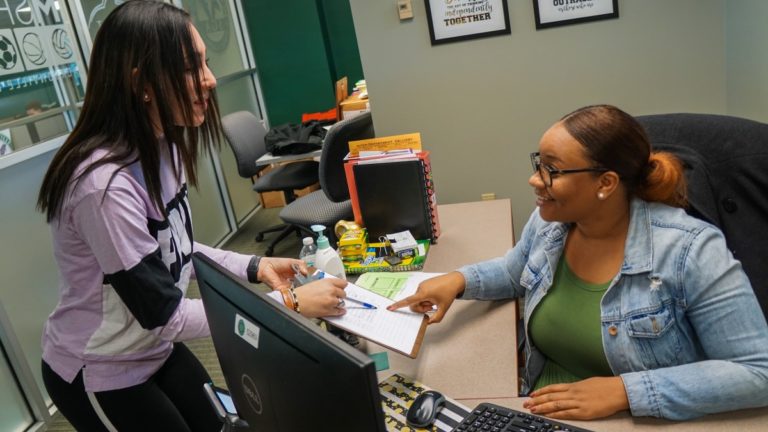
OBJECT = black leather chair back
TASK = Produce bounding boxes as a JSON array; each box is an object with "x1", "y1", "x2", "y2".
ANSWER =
[{"x1": 637, "y1": 113, "x2": 768, "y2": 318}]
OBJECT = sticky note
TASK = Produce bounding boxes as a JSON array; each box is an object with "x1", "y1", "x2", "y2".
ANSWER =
[{"x1": 369, "y1": 352, "x2": 389, "y2": 371}]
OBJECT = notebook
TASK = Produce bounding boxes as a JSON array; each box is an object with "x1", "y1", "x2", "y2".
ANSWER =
[{"x1": 353, "y1": 158, "x2": 437, "y2": 242}]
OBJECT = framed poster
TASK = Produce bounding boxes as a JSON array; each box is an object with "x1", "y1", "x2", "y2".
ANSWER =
[
  {"x1": 533, "y1": 0, "x2": 619, "y2": 30},
  {"x1": 424, "y1": 0, "x2": 511, "y2": 45}
]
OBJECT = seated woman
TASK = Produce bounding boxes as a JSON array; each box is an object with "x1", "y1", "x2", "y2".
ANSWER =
[{"x1": 389, "y1": 104, "x2": 768, "y2": 421}]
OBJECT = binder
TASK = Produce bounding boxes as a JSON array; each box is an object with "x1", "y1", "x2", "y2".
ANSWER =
[{"x1": 347, "y1": 152, "x2": 440, "y2": 243}]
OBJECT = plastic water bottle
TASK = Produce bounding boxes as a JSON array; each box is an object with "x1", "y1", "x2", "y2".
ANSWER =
[
  {"x1": 299, "y1": 237, "x2": 317, "y2": 269},
  {"x1": 311, "y1": 224, "x2": 346, "y2": 280}
]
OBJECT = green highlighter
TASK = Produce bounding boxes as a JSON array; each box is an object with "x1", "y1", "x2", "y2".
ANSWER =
[{"x1": 369, "y1": 352, "x2": 389, "y2": 371}]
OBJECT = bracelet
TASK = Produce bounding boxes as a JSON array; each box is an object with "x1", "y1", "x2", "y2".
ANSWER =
[
  {"x1": 289, "y1": 287, "x2": 301, "y2": 314},
  {"x1": 279, "y1": 288, "x2": 295, "y2": 311},
  {"x1": 247, "y1": 256, "x2": 261, "y2": 283}
]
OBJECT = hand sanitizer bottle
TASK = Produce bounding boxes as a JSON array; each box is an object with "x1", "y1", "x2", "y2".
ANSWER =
[{"x1": 311, "y1": 224, "x2": 346, "y2": 280}]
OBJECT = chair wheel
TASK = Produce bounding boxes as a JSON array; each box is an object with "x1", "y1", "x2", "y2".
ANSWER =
[
  {"x1": 255, "y1": 233, "x2": 264, "y2": 242},
  {"x1": 265, "y1": 248, "x2": 274, "y2": 257}
]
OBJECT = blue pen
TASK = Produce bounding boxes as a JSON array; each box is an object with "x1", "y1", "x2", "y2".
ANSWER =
[{"x1": 344, "y1": 296, "x2": 377, "y2": 310}]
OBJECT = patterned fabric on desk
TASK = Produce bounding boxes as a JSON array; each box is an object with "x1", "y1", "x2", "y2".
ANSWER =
[{"x1": 379, "y1": 373, "x2": 470, "y2": 431}]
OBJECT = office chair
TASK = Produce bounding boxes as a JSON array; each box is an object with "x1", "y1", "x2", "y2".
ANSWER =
[
  {"x1": 278, "y1": 112, "x2": 375, "y2": 247},
  {"x1": 636, "y1": 113, "x2": 768, "y2": 319},
  {"x1": 221, "y1": 111, "x2": 320, "y2": 256}
]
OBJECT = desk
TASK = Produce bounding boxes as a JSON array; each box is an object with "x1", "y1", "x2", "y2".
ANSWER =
[
  {"x1": 365, "y1": 199, "x2": 519, "y2": 401},
  {"x1": 255, "y1": 148, "x2": 322, "y2": 167},
  {"x1": 255, "y1": 126, "x2": 331, "y2": 167},
  {"x1": 367, "y1": 199, "x2": 768, "y2": 431}
]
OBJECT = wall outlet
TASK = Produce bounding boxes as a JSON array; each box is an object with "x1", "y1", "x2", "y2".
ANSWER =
[
  {"x1": 481, "y1": 193, "x2": 496, "y2": 201},
  {"x1": 397, "y1": 0, "x2": 413, "y2": 20}
]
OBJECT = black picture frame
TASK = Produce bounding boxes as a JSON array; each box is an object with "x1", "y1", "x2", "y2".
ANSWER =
[
  {"x1": 424, "y1": 0, "x2": 511, "y2": 45},
  {"x1": 533, "y1": 0, "x2": 619, "y2": 30}
]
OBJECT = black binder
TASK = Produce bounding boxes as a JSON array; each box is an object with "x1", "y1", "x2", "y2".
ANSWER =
[{"x1": 353, "y1": 159, "x2": 435, "y2": 241}]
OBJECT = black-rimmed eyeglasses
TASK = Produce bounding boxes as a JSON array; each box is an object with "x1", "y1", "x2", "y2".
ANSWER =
[{"x1": 530, "y1": 152, "x2": 609, "y2": 187}]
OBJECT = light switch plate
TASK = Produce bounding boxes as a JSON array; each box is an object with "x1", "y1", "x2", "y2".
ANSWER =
[{"x1": 397, "y1": 0, "x2": 413, "y2": 20}]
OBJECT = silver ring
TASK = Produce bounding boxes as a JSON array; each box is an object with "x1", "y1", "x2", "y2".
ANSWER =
[{"x1": 337, "y1": 298, "x2": 345, "y2": 308}]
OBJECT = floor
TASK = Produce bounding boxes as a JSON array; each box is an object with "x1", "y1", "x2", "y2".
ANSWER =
[{"x1": 46, "y1": 206, "x2": 303, "y2": 431}]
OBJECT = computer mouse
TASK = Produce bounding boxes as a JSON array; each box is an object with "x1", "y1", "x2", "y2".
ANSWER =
[{"x1": 406, "y1": 390, "x2": 446, "y2": 428}]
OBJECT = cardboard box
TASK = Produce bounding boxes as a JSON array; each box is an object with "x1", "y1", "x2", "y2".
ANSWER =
[
  {"x1": 256, "y1": 163, "x2": 320, "y2": 208},
  {"x1": 259, "y1": 162, "x2": 320, "y2": 208},
  {"x1": 259, "y1": 183, "x2": 319, "y2": 208},
  {"x1": 339, "y1": 91, "x2": 370, "y2": 119}
]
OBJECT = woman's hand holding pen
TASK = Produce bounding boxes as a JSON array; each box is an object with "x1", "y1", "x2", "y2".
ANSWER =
[
  {"x1": 258, "y1": 257, "x2": 307, "y2": 290},
  {"x1": 295, "y1": 278, "x2": 348, "y2": 318},
  {"x1": 386, "y1": 271, "x2": 466, "y2": 324}
]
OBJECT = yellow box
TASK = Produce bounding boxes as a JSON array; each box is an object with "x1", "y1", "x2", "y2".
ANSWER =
[{"x1": 338, "y1": 229, "x2": 367, "y2": 247}]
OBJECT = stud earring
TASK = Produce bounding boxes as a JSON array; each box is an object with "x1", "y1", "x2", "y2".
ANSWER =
[
  {"x1": 143, "y1": 93, "x2": 150, "y2": 102},
  {"x1": 598, "y1": 192, "x2": 605, "y2": 200}
]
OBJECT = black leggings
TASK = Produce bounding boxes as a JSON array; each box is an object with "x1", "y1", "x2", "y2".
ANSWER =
[{"x1": 42, "y1": 343, "x2": 220, "y2": 431}]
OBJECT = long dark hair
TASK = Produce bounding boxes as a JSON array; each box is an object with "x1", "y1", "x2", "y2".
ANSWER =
[
  {"x1": 37, "y1": 0, "x2": 221, "y2": 222},
  {"x1": 561, "y1": 104, "x2": 687, "y2": 208}
]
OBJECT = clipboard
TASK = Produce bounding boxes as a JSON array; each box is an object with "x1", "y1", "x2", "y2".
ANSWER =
[{"x1": 321, "y1": 276, "x2": 429, "y2": 358}]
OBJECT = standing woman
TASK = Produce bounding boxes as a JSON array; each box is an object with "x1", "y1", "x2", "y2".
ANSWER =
[
  {"x1": 37, "y1": 1, "x2": 346, "y2": 430},
  {"x1": 390, "y1": 105, "x2": 768, "y2": 421}
]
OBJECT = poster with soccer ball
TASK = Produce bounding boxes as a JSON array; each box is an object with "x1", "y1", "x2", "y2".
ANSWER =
[{"x1": 0, "y1": 29, "x2": 25, "y2": 76}]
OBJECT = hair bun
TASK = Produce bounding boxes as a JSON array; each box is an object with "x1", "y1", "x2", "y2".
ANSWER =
[{"x1": 638, "y1": 151, "x2": 687, "y2": 207}]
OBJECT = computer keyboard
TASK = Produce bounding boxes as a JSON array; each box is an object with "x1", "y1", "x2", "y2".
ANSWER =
[{"x1": 452, "y1": 402, "x2": 593, "y2": 432}]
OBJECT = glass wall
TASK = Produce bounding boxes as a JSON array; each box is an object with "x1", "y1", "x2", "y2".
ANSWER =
[
  {"x1": 182, "y1": 0, "x2": 265, "y2": 225},
  {"x1": 0, "y1": 344, "x2": 35, "y2": 432},
  {"x1": 216, "y1": 74, "x2": 264, "y2": 222},
  {"x1": 0, "y1": 0, "x2": 86, "y2": 158}
]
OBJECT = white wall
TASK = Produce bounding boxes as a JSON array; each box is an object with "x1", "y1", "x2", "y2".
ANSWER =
[
  {"x1": 349, "y1": 0, "x2": 727, "y2": 237},
  {"x1": 726, "y1": 0, "x2": 768, "y2": 122}
]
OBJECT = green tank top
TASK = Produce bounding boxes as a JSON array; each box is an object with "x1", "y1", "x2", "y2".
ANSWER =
[{"x1": 529, "y1": 258, "x2": 613, "y2": 391}]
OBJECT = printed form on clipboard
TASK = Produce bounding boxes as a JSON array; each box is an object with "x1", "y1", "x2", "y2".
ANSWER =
[{"x1": 321, "y1": 272, "x2": 443, "y2": 358}]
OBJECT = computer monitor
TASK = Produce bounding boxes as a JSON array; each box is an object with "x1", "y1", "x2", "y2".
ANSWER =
[{"x1": 193, "y1": 253, "x2": 387, "y2": 431}]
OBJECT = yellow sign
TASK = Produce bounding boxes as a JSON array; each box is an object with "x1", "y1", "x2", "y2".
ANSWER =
[{"x1": 348, "y1": 133, "x2": 422, "y2": 156}]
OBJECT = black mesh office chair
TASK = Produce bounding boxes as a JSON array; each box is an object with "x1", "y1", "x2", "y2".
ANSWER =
[
  {"x1": 221, "y1": 111, "x2": 319, "y2": 256},
  {"x1": 278, "y1": 112, "x2": 375, "y2": 247}
]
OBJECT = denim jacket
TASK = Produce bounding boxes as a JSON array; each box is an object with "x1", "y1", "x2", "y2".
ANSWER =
[{"x1": 459, "y1": 198, "x2": 768, "y2": 420}]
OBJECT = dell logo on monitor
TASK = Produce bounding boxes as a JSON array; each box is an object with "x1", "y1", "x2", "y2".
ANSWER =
[{"x1": 241, "y1": 374, "x2": 263, "y2": 415}]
